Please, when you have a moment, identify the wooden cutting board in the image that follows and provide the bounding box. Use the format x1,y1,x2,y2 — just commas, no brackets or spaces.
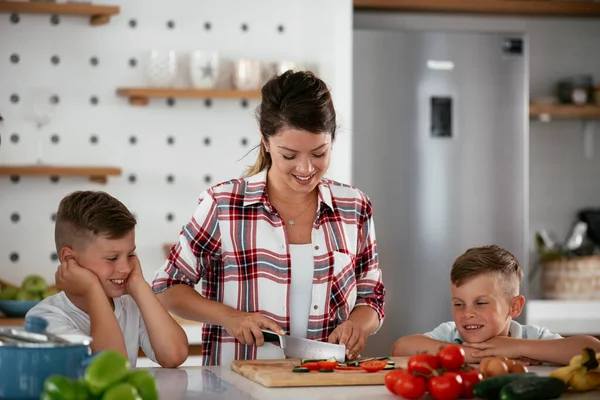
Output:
231,357,409,387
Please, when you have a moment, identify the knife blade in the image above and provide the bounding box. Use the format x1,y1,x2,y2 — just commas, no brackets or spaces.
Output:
261,329,346,362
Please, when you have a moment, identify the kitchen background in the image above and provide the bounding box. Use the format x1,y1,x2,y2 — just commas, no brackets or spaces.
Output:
1,0,600,366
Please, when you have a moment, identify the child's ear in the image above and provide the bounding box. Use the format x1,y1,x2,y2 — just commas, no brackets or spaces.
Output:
510,295,525,318
59,247,76,263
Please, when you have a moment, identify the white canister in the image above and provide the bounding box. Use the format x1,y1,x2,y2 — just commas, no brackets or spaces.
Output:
189,51,220,89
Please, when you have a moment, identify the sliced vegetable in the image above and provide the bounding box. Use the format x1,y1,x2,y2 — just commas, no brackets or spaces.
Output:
318,361,338,370
292,367,310,373
319,369,335,373
301,358,326,364
360,360,388,373
301,362,321,371
335,366,363,371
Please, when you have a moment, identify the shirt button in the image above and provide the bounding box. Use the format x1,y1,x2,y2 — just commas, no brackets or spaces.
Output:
313,305,319,310
314,245,319,250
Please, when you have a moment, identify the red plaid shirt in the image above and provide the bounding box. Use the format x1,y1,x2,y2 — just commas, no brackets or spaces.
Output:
152,170,385,365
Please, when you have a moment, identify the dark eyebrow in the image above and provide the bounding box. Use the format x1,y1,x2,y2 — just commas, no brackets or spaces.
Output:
277,143,328,153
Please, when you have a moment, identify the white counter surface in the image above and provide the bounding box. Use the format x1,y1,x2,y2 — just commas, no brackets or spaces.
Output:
527,300,600,336
145,364,600,399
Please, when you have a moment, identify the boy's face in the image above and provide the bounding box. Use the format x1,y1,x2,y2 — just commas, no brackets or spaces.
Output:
451,273,524,343
74,230,137,298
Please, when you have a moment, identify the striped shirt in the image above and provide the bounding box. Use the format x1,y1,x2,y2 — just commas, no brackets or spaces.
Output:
152,169,386,366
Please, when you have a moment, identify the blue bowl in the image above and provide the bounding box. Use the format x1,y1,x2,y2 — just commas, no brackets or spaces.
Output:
0,299,40,317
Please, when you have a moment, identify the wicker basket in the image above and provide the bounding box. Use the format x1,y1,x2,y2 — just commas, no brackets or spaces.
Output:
541,255,600,300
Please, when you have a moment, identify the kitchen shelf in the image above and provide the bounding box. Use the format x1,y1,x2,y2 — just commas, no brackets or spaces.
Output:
0,165,122,184
353,0,600,17
0,2,120,25
116,88,262,106
529,103,600,120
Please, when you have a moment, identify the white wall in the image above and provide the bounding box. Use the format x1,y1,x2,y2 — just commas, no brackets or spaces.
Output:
0,0,353,288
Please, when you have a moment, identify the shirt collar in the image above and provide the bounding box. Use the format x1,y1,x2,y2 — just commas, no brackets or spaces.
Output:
242,169,335,212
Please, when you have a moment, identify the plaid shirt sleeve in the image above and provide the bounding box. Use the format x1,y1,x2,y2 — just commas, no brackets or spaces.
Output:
353,194,386,332
152,189,221,292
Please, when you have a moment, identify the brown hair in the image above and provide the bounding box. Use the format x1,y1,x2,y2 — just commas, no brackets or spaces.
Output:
245,70,337,176
451,245,523,294
55,191,136,255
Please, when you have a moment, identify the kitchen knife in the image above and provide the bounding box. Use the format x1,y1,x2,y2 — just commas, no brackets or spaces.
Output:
261,329,346,362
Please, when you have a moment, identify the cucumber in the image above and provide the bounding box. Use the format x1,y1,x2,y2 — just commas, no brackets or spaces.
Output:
383,364,395,370
301,359,325,364
346,361,360,367
472,373,537,400
499,377,565,400
319,369,334,373
292,367,310,373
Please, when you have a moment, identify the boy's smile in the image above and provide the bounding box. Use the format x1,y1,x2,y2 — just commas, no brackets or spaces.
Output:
75,230,137,299
451,273,523,343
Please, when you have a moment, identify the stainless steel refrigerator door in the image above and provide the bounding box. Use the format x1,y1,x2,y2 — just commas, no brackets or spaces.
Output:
352,29,527,357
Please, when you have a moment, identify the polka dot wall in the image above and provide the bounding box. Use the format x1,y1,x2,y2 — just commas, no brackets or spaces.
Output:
0,0,352,285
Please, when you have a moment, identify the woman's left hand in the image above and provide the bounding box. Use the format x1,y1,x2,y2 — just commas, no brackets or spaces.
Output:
328,320,367,360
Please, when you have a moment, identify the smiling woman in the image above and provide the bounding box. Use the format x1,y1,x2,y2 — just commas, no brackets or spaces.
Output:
153,70,387,366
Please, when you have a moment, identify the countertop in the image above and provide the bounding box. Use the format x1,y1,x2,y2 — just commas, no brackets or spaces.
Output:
145,364,600,400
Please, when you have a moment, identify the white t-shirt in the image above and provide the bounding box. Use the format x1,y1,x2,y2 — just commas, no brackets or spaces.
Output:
25,292,155,367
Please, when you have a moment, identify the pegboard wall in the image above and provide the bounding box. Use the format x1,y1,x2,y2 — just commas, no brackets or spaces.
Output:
0,0,353,286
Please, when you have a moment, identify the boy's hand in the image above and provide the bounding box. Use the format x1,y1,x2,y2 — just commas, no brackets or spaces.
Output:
125,256,147,297
328,320,367,360
55,257,101,298
463,336,524,359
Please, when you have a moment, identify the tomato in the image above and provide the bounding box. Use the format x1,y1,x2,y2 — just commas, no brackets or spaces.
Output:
457,368,483,399
427,371,463,400
408,353,440,375
384,369,406,394
301,362,321,371
394,372,427,400
436,344,465,371
317,361,338,370
360,360,388,373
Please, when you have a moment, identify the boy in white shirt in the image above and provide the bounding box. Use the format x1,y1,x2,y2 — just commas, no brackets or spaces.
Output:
26,190,188,367
392,245,600,365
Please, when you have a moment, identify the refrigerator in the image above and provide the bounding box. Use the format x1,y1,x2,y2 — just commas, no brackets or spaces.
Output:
352,29,528,357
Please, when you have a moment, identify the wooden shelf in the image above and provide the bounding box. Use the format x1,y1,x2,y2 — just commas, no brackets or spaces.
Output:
0,2,119,25
354,0,600,17
529,103,600,119
0,165,122,184
116,88,262,106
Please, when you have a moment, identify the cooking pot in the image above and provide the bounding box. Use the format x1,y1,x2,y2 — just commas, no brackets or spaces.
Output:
0,316,92,399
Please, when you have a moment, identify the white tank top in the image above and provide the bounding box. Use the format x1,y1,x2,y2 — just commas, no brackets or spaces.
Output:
289,244,314,338
257,244,314,359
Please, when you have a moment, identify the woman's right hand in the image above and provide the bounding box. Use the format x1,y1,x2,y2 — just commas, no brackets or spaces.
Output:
223,311,284,346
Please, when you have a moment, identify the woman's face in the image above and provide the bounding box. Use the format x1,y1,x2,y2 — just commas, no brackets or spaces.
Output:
264,127,332,195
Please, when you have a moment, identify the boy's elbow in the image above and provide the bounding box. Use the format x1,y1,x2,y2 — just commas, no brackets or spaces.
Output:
157,342,189,368
391,338,406,357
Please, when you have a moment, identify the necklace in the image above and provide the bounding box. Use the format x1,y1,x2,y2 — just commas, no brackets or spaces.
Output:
271,195,317,227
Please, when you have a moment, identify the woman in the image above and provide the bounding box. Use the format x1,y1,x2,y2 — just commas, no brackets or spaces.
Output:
153,70,386,366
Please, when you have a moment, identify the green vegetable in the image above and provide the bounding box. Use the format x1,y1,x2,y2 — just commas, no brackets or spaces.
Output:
101,383,141,400
41,375,88,400
472,372,537,400
84,350,131,395
499,376,565,400
319,369,335,373
127,370,158,400
292,367,310,373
